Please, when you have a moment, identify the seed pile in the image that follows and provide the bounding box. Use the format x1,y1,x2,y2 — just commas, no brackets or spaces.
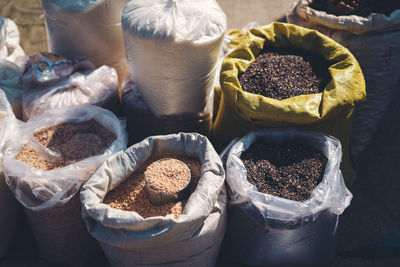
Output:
239,48,330,100
311,0,400,17
16,119,116,170
104,153,201,219
145,158,190,194
241,142,328,202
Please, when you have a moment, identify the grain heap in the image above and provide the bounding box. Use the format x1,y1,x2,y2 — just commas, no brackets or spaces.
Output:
104,153,201,219
241,142,327,202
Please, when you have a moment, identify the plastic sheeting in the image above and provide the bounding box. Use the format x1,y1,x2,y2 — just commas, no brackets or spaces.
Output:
212,22,366,185
220,128,352,266
4,105,128,211
0,16,25,66
0,89,22,257
122,79,213,145
42,0,130,84
0,60,23,119
21,53,119,120
81,133,227,267
287,0,400,161
122,0,226,116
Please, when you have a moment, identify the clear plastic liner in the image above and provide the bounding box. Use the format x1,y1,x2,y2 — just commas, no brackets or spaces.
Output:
4,105,128,211
0,60,23,119
122,0,226,116
21,53,119,120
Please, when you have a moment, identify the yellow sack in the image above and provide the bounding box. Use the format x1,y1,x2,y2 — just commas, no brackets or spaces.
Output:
213,22,366,185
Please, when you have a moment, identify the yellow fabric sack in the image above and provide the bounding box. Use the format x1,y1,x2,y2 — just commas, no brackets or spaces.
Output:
213,22,366,185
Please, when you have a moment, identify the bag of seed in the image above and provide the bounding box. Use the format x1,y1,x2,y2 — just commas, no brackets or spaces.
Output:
0,16,25,66
42,0,130,86
81,133,227,267
21,52,119,121
0,89,22,257
0,60,23,119
286,0,400,161
220,128,352,266
3,105,127,266
213,22,366,184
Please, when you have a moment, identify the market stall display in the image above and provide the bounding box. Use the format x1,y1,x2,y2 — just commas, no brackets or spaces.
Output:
213,22,366,184
4,105,127,266
81,133,227,267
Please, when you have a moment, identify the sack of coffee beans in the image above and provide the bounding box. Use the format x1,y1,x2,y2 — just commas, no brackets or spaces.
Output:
0,60,23,119
287,0,400,161
4,105,127,266
220,128,352,266
0,89,22,257
81,133,227,267
42,0,130,86
122,79,213,145
213,22,366,184
122,0,226,117
21,53,119,120
0,16,25,66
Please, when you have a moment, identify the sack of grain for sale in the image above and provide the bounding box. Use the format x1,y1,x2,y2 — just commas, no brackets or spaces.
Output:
0,16,25,66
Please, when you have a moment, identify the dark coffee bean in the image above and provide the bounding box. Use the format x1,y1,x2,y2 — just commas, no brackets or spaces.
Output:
239,48,330,100
241,142,328,202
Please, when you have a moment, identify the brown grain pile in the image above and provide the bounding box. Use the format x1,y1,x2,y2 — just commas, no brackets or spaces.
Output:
239,48,330,100
241,142,328,202
145,158,191,194
16,119,116,170
104,153,202,219
311,0,400,17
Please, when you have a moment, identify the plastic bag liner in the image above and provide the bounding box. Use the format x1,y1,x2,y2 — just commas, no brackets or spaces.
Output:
220,128,352,266
80,133,227,267
212,22,366,185
122,0,226,117
286,0,400,161
3,105,127,266
0,60,23,119
0,17,25,66
0,89,22,257
122,79,213,145
22,54,119,120
42,0,130,86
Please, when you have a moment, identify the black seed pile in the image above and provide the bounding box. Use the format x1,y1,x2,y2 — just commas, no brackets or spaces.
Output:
239,48,330,100
311,0,400,17
241,142,328,202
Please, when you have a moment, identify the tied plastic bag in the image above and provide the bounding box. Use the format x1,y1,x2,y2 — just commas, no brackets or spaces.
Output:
81,133,227,267
122,79,213,145
122,0,226,116
42,0,130,85
212,22,366,185
286,0,400,160
221,128,352,266
21,52,119,120
0,17,25,66
0,89,22,257
0,60,23,119
4,105,128,211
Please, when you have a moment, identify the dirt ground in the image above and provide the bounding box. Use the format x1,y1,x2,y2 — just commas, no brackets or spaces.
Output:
1,0,400,266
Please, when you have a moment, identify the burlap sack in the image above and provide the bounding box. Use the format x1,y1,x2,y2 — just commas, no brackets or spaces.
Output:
81,133,227,267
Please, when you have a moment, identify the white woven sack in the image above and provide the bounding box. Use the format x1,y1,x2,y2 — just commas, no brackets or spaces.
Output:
0,17,25,66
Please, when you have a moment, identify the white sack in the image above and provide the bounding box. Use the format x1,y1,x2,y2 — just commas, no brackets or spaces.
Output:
81,133,227,267
122,0,226,116
42,0,129,82
286,0,400,160
0,89,21,257
0,60,23,119
4,105,128,211
0,17,25,66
